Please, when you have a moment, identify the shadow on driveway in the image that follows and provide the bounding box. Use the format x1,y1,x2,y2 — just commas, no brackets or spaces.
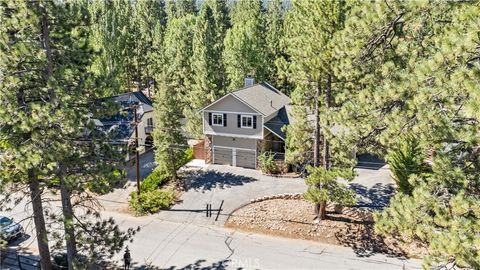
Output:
184,170,257,191
349,183,395,209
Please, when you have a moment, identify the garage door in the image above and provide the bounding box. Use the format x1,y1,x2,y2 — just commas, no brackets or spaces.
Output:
235,149,256,169
213,147,232,165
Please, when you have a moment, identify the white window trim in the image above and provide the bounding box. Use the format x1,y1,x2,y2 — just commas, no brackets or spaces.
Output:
212,113,224,127
241,115,253,129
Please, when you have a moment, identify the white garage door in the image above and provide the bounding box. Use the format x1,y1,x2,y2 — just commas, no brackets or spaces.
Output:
213,147,232,166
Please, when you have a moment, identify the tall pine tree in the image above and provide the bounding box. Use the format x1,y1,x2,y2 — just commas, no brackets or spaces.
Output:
334,1,480,267
153,13,195,182
223,0,267,89
282,0,355,219
185,0,229,138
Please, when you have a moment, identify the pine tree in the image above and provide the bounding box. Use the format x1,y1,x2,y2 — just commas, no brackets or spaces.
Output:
175,0,196,17
264,0,285,88
0,1,57,267
1,1,137,268
333,1,480,267
282,0,353,219
153,13,195,182
133,0,167,94
185,0,229,138
223,0,267,89
387,135,427,195
153,78,187,182
89,0,135,94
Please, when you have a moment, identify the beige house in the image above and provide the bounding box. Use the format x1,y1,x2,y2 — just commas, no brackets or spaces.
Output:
201,79,291,169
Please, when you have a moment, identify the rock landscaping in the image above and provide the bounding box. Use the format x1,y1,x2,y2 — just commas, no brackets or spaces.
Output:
226,198,426,258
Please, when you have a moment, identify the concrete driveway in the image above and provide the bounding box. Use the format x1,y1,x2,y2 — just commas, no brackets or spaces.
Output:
157,163,307,225
156,156,396,225
351,154,396,209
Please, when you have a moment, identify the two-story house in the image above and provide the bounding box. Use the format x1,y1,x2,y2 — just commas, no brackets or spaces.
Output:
201,78,291,169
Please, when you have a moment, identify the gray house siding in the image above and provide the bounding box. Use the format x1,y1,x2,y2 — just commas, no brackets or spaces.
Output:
212,136,256,150
203,111,263,138
206,95,257,113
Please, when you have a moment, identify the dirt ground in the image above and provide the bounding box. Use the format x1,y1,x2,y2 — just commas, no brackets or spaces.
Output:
225,198,427,258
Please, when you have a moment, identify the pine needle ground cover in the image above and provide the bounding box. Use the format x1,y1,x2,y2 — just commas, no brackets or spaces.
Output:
226,199,426,258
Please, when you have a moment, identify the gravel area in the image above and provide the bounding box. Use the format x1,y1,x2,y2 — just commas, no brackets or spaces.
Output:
226,198,426,258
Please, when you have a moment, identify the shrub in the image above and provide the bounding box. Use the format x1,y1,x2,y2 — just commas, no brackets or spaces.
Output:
141,169,169,192
129,189,174,214
175,147,194,170
258,152,279,174
387,136,427,195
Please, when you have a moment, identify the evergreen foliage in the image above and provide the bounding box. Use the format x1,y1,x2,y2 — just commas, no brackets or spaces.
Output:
333,1,480,267
89,0,135,94
304,165,356,218
223,0,267,89
387,136,427,194
0,1,136,268
264,0,285,88
185,0,229,138
132,0,167,94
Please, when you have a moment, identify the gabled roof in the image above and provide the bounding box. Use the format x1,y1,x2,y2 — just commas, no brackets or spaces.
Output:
201,82,291,116
231,82,291,116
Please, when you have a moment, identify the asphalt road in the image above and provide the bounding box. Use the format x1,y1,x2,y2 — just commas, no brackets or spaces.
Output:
107,210,421,270
2,195,422,270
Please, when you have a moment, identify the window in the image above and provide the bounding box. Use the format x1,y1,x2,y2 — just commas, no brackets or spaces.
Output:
241,115,253,128
147,118,153,127
212,113,224,126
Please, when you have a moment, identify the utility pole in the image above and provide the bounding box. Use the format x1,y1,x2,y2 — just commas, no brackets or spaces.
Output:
133,104,141,197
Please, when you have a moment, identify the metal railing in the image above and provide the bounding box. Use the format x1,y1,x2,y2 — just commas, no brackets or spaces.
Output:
144,125,154,134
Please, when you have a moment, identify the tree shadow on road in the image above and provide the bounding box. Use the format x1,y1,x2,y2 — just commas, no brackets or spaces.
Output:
132,259,242,270
182,171,257,191
349,183,395,209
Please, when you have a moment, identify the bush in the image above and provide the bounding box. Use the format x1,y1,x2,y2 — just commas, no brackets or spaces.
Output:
387,136,427,194
129,189,174,214
141,169,169,192
175,147,194,170
258,152,279,174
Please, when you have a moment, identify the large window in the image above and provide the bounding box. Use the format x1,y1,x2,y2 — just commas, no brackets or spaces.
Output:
241,115,253,128
212,113,224,126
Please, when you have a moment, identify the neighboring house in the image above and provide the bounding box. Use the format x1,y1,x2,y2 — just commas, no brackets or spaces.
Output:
201,78,291,169
94,92,155,159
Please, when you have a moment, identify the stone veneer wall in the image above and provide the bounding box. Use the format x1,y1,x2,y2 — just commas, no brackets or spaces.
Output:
204,135,213,164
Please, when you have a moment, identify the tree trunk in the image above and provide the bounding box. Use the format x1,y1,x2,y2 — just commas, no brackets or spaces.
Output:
313,80,322,217
323,75,332,170
318,75,333,221
319,201,327,220
313,80,321,167
28,170,53,270
60,174,77,269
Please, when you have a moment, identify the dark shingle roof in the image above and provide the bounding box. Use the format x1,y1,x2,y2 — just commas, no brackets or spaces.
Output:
95,92,153,142
264,107,290,140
